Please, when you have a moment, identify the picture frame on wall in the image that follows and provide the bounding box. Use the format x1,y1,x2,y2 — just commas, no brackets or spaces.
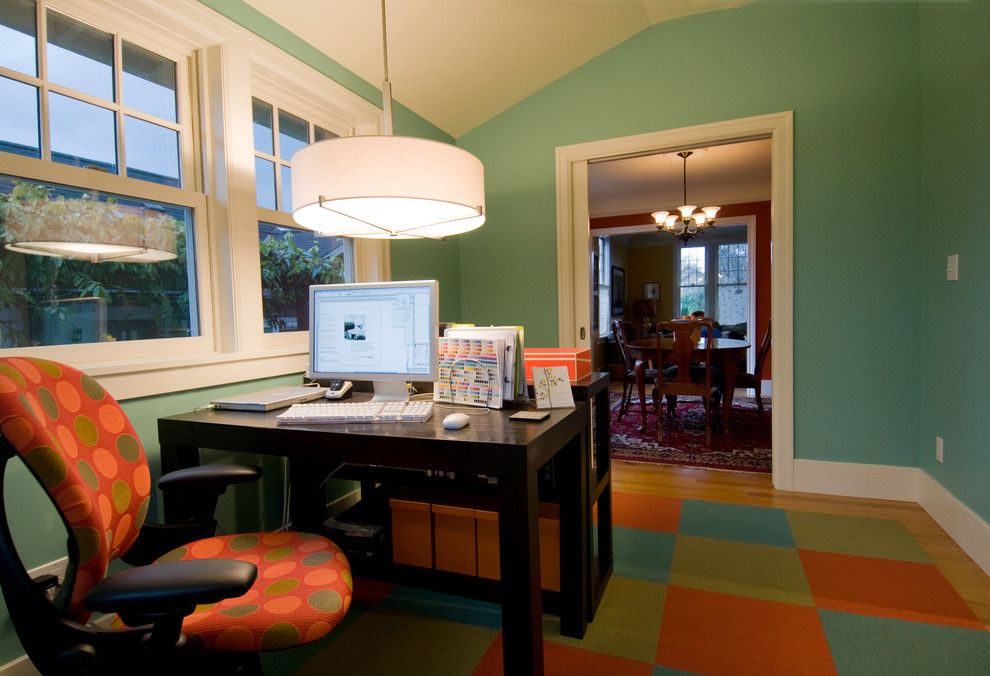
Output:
643,282,660,300
611,265,625,316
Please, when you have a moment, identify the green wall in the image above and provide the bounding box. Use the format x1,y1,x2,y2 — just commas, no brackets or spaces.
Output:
918,0,990,518
457,1,924,469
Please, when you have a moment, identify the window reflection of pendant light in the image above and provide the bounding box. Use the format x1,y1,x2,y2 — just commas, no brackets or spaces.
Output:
651,151,719,245
291,0,485,240
2,190,178,263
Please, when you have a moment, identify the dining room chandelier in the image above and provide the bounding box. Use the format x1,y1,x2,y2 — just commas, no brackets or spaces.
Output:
651,151,719,244
291,0,485,240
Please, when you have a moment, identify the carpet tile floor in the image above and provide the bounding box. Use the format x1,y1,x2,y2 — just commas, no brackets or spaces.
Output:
263,491,990,675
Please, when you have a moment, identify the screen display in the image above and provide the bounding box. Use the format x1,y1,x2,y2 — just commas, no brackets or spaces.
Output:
308,280,438,382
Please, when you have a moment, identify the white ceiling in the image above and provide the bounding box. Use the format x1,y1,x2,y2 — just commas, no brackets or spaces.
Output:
242,0,750,138
588,138,772,219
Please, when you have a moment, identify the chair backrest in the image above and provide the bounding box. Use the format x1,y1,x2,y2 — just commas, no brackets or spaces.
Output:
753,319,772,377
656,319,714,393
0,357,150,623
611,319,634,369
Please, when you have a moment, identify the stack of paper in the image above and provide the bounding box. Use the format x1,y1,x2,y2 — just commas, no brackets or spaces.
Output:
434,337,504,408
443,325,526,401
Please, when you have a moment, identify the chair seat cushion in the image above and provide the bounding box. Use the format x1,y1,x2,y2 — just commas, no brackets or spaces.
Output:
111,532,351,652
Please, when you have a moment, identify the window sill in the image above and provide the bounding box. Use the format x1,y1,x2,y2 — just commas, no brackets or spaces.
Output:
84,347,309,401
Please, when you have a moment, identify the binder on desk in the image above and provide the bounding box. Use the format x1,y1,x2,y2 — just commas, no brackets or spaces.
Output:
434,337,505,408
443,325,525,401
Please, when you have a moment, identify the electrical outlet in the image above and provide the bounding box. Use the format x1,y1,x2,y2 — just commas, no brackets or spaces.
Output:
936,436,944,463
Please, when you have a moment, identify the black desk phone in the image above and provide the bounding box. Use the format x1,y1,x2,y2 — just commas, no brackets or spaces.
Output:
325,379,353,400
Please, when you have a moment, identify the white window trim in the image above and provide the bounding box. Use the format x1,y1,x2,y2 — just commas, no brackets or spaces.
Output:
0,0,390,399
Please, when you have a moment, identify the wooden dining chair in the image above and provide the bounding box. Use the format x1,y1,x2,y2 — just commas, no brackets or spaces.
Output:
655,319,722,445
611,319,656,420
735,319,771,413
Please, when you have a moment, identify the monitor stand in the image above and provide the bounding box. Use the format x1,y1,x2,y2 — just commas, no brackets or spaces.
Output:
370,380,409,402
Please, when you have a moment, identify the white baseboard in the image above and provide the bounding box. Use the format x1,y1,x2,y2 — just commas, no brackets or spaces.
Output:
0,656,39,676
917,471,990,576
793,459,919,502
793,459,990,576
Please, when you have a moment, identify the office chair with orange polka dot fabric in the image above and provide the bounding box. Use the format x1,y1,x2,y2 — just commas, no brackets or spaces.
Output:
0,357,352,675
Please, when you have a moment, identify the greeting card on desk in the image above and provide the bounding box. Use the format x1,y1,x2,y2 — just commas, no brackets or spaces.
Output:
434,337,504,408
532,366,575,410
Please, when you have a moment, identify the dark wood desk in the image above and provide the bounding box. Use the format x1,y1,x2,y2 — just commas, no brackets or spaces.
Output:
627,337,749,434
158,398,595,675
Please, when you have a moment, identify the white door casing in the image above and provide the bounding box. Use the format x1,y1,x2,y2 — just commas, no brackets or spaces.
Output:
554,111,794,489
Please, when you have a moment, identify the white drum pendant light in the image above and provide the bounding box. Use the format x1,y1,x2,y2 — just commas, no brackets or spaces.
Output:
292,1,485,239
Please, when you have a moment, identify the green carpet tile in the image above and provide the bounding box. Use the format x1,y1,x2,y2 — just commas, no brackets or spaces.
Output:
260,492,990,675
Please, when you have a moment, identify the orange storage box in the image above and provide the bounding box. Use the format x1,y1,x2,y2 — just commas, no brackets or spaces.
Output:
433,504,477,575
475,503,560,592
524,347,592,383
389,498,432,568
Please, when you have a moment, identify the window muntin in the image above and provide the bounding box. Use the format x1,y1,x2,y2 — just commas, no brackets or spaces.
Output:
677,241,749,325
253,95,352,335
678,246,706,316
717,243,748,325
0,0,383,392
1,4,184,189
0,174,198,348
0,1,200,354
593,237,611,337
252,96,340,214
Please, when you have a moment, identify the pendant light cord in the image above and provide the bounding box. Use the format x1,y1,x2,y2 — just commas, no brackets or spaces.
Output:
380,0,393,135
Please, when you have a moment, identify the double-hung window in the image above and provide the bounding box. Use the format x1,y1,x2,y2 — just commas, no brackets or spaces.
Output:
251,95,354,334
676,241,749,326
0,0,384,397
0,0,209,364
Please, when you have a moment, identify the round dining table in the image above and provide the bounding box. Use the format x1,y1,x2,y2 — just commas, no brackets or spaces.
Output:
627,337,750,434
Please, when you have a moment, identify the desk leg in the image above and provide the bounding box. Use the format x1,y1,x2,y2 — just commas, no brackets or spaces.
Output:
558,430,588,638
497,458,543,675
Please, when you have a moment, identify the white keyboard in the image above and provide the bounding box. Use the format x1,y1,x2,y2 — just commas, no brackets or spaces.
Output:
275,400,434,424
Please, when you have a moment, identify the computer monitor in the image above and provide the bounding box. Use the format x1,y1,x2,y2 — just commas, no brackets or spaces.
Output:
308,280,439,401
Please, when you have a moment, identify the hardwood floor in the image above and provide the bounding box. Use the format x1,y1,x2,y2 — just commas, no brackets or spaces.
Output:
611,460,990,628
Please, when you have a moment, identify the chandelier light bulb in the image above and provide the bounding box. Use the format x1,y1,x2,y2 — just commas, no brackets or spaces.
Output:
678,205,697,219
702,206,720,221
651,210,669,224
665,214,678,230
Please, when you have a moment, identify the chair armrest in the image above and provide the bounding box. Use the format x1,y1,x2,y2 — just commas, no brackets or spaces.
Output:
158,464,262,492
159,464,262,526
86,559,256,618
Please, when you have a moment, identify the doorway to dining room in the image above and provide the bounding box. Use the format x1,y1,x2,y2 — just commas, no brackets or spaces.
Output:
555,114,788,480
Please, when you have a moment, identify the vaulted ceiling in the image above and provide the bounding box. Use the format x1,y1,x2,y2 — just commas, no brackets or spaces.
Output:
243,0,750,138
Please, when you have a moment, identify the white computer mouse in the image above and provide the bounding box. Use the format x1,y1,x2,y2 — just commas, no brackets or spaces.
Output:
442,413,470,430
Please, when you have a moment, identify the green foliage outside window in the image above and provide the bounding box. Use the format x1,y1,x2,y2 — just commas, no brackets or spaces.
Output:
259,230,344,332
0,179,193,348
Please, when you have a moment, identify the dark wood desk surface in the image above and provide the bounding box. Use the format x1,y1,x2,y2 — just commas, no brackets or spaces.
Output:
158,400,590,676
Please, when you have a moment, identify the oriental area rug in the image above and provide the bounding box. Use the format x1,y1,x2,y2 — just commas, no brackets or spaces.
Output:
609,391,772,473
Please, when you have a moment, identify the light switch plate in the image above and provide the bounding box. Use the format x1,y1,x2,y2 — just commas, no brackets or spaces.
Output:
947,254,959,281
